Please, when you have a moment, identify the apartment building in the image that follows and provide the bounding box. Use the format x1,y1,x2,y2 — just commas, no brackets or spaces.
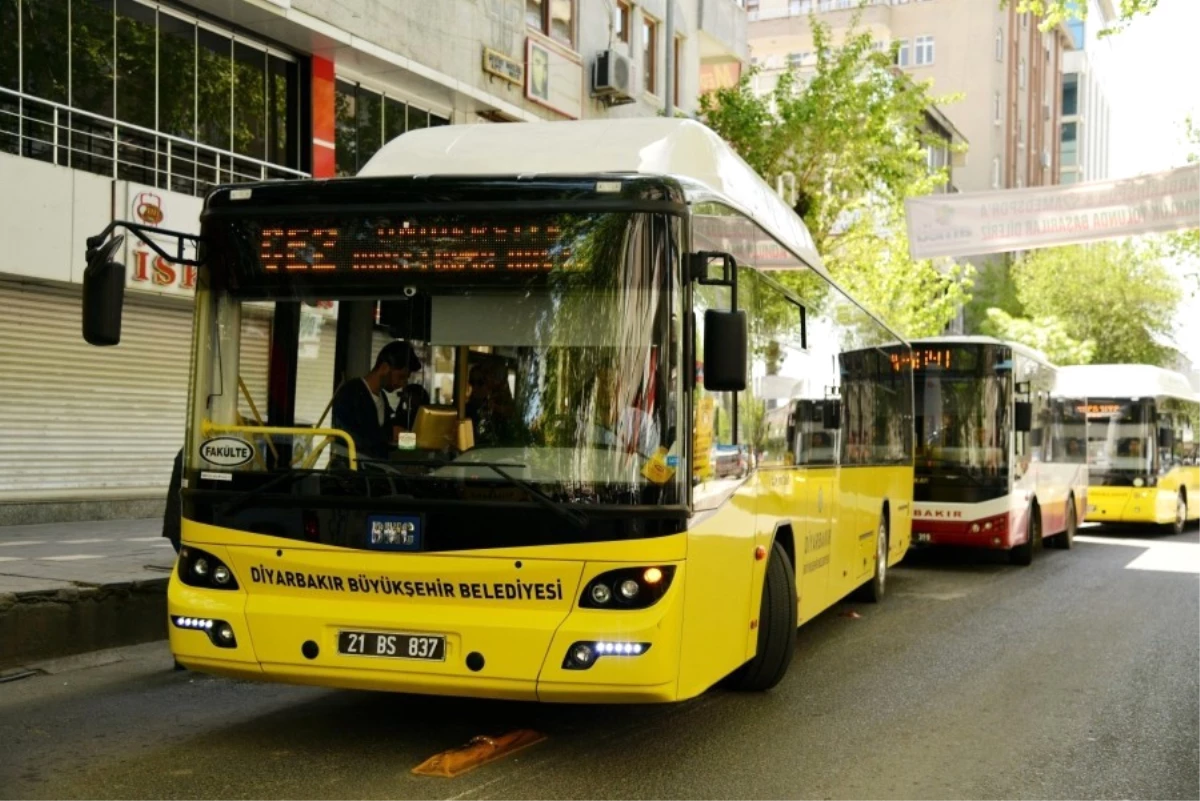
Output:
0,0,747,523
747,0,1076,193
1060,0,1115,184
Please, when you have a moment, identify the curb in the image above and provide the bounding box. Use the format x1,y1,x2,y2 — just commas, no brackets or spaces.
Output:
0,578,169,671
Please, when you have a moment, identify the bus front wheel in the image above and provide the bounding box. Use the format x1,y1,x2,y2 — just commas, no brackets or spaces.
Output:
1009,506,1040,566
727,541,797,692
1169,492,1187,537
855,514,889,603
1047,497,1076,550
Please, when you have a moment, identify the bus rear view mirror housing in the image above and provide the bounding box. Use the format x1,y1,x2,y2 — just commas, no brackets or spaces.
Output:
822,400,842,430
703,309,747,392
1158,428,1174,449
1014,401,1033,433
689,251,747,392
82,235,127,346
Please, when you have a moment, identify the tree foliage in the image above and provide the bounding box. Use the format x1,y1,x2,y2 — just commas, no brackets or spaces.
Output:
1007,241,1182,365
980,309,1096,365
698,16,971,339
1006,0,1158,36
1166,116,1200,269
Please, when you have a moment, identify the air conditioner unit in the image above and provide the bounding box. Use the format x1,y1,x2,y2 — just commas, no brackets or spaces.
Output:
593,50,635,104
1040,150,1052,168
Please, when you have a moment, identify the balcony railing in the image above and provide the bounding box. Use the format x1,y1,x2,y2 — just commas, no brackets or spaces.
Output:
0,86,307,197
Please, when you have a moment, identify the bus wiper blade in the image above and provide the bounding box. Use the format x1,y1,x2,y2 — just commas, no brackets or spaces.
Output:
220,468,334,515
355,456,588,529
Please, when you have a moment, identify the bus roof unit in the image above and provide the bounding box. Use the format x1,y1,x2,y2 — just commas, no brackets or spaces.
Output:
359,118,826,277
1053,364,1199,401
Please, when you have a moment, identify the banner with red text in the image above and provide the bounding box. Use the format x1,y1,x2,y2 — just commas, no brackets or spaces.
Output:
905,163,1200,260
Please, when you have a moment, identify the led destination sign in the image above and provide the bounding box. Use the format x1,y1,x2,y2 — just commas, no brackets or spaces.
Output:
257,222,571,274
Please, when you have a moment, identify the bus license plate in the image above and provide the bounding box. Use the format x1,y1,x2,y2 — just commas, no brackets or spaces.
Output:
916,533,931,543
338,631,445,661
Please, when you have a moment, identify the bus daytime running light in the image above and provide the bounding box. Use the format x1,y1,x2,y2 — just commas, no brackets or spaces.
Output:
563,641,650,670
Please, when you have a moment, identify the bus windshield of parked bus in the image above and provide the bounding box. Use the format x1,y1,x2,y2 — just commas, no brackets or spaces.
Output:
1082,398,1156,485
185,210,684,523
902,343,1011,500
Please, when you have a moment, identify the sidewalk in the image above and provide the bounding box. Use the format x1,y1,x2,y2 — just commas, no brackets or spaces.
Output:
0,518,174,670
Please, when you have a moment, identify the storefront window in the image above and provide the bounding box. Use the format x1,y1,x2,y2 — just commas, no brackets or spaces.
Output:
335,79,448,176
4,0,300,192
233,41,268,169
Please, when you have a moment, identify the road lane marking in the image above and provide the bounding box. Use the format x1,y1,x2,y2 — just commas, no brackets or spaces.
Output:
0,556,25,562
0,540,46,547
37,554,105,561
125,536,162,542
1075,535,1200,574
61,538,111,544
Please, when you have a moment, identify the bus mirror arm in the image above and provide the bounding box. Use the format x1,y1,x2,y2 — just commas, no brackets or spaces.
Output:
688,251,747,392
86,220,204,268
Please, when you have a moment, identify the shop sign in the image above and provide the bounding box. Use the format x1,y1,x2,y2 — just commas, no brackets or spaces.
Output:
120,183,203,297
483,47,524,86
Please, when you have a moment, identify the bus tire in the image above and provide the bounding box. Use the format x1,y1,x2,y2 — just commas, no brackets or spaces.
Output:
1048,497,1076,550
1169,491,1187,537
728,541,796,692
856,513,889,603
1009,505,1039,566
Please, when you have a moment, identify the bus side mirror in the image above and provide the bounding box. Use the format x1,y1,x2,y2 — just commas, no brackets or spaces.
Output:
1158,428,1174,449
1014,401,1033,433
822,399,842,430
703,309,747,392
1030,428,1044,449
82,235,126,346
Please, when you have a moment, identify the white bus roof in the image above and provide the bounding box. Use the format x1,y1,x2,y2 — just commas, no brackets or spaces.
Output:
359,118,827,277
1053,364,1200,402
909,335,1053,367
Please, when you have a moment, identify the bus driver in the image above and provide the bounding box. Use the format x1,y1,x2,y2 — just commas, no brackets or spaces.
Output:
332,341,421,462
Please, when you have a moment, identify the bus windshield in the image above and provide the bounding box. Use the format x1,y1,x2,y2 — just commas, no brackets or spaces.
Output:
908,344,1012,499
1082,398,1155,484
185,210,684,521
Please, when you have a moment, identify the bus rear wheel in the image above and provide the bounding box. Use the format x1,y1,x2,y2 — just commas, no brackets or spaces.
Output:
728,541,796,692
1009,506,1040,566
1048,497,1076,550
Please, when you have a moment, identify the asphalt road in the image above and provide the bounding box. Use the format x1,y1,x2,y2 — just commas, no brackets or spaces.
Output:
2,523,1197,800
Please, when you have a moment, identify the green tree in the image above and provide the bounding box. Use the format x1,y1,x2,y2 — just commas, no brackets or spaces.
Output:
1008,241,1182,365
979,309,1096,365
699,16,972,339
1006,0,1158,35
963,255,1024,333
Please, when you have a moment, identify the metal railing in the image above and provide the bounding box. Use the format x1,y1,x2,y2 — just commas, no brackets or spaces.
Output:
0,86,308,197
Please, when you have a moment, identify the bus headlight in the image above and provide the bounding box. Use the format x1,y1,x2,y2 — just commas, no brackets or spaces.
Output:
178,547,239,591
562,641,650,669
579,566,676,609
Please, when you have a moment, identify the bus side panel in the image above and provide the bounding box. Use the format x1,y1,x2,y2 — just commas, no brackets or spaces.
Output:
677,482,758,700
829,465,913,606
1161,465,1200,521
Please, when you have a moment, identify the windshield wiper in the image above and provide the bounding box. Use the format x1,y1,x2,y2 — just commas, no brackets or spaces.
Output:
355,456,588,529
218,466,360,516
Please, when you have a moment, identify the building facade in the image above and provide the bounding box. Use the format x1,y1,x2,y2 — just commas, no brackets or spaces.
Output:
747,0,1075,193
0,0,746,522
1059,0,1114,184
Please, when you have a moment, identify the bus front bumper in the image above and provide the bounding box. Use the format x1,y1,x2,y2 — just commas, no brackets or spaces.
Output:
168,568,686,704
910,512,1016,549
1085,487,1170,525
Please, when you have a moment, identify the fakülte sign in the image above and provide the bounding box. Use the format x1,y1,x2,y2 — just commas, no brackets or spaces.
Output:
199,437,255,467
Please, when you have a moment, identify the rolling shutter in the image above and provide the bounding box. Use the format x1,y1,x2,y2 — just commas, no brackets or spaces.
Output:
0,282,193,501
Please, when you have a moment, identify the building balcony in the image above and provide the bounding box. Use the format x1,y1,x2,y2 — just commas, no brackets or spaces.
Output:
699,0,750,62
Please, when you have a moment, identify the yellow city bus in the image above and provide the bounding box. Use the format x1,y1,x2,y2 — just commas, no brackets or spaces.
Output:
80,119,913,703
1054,364,1200,535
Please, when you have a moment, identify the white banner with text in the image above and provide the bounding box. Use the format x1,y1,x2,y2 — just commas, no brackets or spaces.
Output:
905,163,1200,260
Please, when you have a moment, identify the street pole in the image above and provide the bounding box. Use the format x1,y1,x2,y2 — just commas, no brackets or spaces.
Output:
664,0,674,117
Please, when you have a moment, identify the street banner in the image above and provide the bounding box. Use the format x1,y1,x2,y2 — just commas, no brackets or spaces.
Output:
905,163,1200,260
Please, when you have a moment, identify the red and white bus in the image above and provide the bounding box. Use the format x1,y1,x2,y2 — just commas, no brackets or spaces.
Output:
890,337,1088,565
